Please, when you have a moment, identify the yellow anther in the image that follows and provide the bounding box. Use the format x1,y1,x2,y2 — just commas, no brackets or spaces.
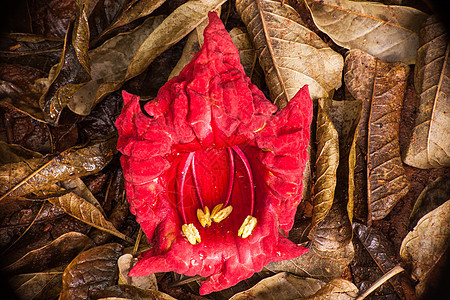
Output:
211,204,233,223
182,223,201,245
238,215,257,239
197,206,211,227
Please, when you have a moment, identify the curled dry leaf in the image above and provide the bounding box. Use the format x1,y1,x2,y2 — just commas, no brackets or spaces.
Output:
304,279,358,300
230,272,325,300
400,200,450,296
0,137,116,199
97,0,166,41
9,266,65,300
404,15,450,169
409,176,450,229
60,243,124,300
38,3,91,124
117,253,157,291
2,232,94,274
344,49,410,222
305,0,428,64
235,0,343,107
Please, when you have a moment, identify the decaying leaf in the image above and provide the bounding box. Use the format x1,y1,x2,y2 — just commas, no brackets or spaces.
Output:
305,0,428,64
0,137,116,199
60,178,106,216
9,267,64,300
409,176,450,229
0,141,43,165
117,253,157,291
60,243,124,300
404,15,450,169
230,272,325,299
304,279,358,300
400,200,450,296
344,49,410,222
236,0,343,107
2,232,93,274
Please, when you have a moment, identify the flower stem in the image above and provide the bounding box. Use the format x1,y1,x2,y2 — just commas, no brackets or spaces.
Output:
231,146,254,216
224,147,235,207
180,152,195,224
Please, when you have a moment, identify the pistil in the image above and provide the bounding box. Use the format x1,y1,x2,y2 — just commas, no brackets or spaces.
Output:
232,146,257,238
192,153,212,227
180,152,201,244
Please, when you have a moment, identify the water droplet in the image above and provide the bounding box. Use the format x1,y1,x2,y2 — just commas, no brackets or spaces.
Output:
276,251,282,256
199,251,206,260
190,258,198,266
204,264,211,271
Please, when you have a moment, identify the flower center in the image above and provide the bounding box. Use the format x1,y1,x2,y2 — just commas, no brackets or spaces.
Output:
179,146,257,245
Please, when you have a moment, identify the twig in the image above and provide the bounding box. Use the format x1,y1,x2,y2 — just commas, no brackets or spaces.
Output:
356,265,405,300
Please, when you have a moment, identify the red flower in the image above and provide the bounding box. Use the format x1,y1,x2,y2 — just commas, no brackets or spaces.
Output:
115,12,312,294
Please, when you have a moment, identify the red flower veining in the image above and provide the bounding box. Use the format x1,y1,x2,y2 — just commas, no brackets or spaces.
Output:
115,12,312,294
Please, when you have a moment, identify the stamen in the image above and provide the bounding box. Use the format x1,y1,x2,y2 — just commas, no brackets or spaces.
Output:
182,223,201,245
197,206,211,227
238,215,257,238
210,204,233,223
224,147,234,207
231,146,255,216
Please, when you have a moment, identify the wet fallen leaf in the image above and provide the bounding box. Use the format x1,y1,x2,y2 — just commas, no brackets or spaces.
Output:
60,243,124,300
409,175,450,229
344,49,410,222
404,15,450,169
400,200,450,296
353,222,409,299
60,178,106,216
2,232,93,274
305,0,428,64
29,0,76,38
9,266,65,300
92,284,176,300
117,253,157,290
230,272,325,299
236,0,343,107
304,279,358,300
0,137,117,199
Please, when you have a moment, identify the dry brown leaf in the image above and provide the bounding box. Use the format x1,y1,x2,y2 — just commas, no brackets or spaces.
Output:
404,15,450,169
0,141,43,165
92,285,176,300
117,253,157,291
344,49,410,222
0,137,116,200
400,200,450,297
305,0,428,64
304,279,358,300
235,0,343,107
60,243,124,300
230,272,325,299
2,232,94,274
45,186,133,243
